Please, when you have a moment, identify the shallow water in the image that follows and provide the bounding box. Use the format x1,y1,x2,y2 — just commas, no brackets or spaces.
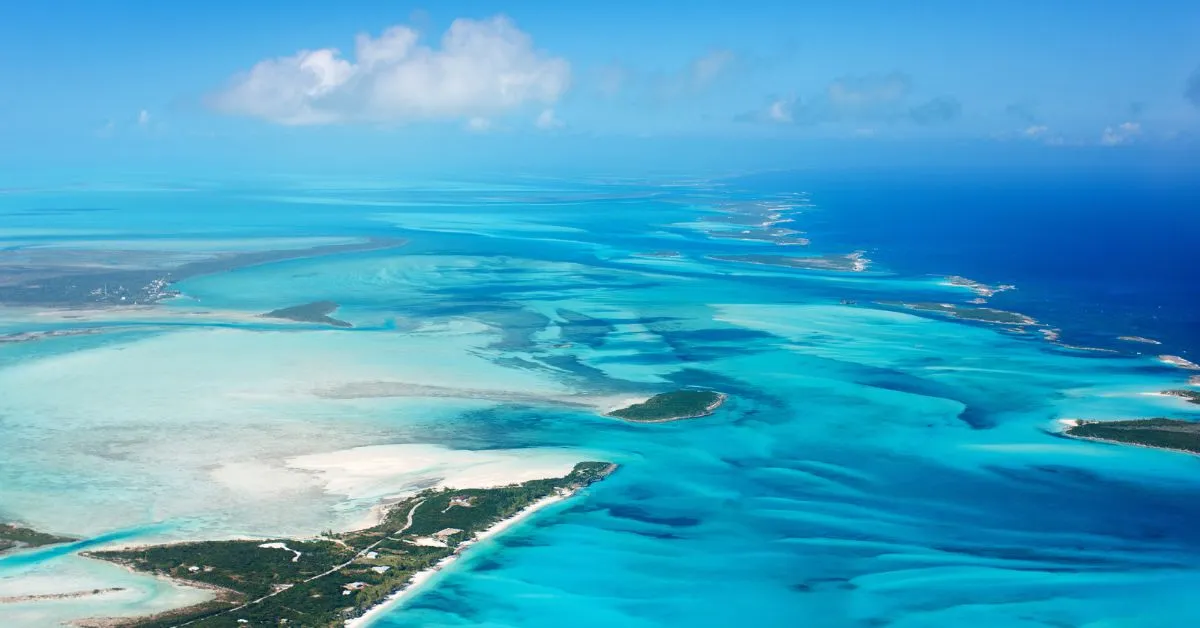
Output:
0,172,1197,627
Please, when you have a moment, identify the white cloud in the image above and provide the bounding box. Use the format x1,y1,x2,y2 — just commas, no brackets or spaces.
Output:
1100,121,1140,145
1023,125,1048,137
766,99,793,123
535,108,564,129
210,16,570,126
137,109,151,126
465,117,492,132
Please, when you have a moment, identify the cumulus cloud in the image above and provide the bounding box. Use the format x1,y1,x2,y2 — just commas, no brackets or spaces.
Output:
1186,66,1200,109
209,16,570,125
765,99,793,123
1100,121,1140,145
535,108,564,129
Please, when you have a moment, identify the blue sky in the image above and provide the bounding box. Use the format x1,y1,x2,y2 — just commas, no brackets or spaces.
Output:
2,0,1199,173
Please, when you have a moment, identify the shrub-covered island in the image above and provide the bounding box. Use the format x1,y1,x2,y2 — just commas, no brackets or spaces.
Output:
607,390,726,423
1163,389,1200,405
83,462,615,628
877,300,1037,326
1064,419,1200,454
261,300,353,328
0,523,75,555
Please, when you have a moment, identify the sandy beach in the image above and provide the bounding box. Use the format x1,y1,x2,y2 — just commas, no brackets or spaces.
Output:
344,490,574,628
1159,355,1200,370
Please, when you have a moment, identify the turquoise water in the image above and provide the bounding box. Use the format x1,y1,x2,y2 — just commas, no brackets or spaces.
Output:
1,173,1198,626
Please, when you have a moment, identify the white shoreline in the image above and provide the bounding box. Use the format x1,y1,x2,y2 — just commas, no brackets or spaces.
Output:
344,491,573,628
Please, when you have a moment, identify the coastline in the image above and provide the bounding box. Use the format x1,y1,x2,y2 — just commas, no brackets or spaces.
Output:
344,490,575,628
71,463,612,628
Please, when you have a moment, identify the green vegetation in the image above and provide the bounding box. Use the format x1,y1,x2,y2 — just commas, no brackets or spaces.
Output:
86,462,615,628
607,390,725,422
878,301,1036,325
261,300,352,327
710,253,864,272
1066,418,1200,454
0,523,75,554
1164,389,1200,404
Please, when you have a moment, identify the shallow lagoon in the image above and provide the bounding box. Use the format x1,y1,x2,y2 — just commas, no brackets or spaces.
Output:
0,174,1198,627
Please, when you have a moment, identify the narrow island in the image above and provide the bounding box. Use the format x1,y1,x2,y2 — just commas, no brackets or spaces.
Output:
1159,355,1200,370
710,252,868,272
1118,335,1161,345
261,301,352,328
706,231,811,246
0,523,75,555
944,276,1015,298
1061,418,1200,455
877,301,1036,326
606,390,726,423
0,238,406,308
81,462,615,628
1163,389,1200,405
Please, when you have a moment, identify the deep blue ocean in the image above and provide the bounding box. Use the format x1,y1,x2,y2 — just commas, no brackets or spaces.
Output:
751,170,1200,356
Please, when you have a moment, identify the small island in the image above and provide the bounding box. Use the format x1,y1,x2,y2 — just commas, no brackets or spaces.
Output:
1061,418,1200,455
706,230,811,246
1164,389,1200,405
606,390,726,423
945,276,1015,298
710,252,868,272
1160,355,1200,370
878,301,1036,326
1118,335,1161,345
0,523,75,555
82,462,614,628
261,301,352,328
